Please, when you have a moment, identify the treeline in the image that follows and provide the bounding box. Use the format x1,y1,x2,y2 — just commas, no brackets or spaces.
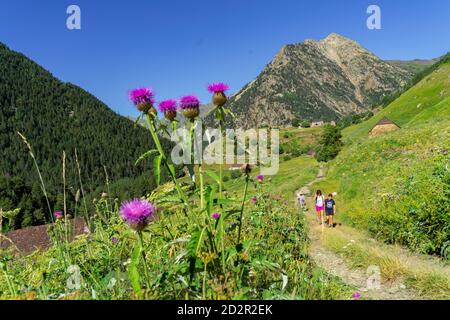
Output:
0,42,171,230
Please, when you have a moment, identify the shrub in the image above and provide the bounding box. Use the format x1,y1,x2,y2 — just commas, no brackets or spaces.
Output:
314,125,343,162
230,170,242,180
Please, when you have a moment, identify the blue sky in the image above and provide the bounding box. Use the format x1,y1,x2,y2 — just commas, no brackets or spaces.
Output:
0,0,449,118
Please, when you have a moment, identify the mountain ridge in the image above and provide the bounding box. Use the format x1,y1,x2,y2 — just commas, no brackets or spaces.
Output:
0,42,162,229
216,33,413,129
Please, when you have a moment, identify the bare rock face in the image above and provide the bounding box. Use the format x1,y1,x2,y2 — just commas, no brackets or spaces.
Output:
220,33,412,129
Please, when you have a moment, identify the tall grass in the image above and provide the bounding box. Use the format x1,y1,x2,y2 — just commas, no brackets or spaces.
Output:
0,116,351,300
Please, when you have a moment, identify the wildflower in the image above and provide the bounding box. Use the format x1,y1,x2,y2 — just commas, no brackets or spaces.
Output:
212,212,221,220
207,82,230,94
111,236,119,245
208,82,229,107
352,292,361,300
159,99,178,121
180,95,200,119
129,87,156,115
54,211,63,220
251,196,258,204
256,175,264,182
120,199,156,231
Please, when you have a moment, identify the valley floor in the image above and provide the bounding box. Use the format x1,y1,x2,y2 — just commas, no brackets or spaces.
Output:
297,167,450,300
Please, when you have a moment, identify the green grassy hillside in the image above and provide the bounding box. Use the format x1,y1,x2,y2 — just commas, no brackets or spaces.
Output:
344,60,450,143
316,60,450,258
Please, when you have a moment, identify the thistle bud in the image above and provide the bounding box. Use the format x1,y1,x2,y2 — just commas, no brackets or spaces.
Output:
180,96,201,120
208,83,230,107
240,164,252,175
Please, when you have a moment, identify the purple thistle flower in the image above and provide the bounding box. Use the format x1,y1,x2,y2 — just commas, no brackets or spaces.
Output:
256,175,264,182
207,82,230,94
352,292,361,299
129,87,155,106
54,211,63,219
251,196,258,204
179,95,200,110
212,212,221,220
111,236,119,245
120,199,156,231
158,99,178,113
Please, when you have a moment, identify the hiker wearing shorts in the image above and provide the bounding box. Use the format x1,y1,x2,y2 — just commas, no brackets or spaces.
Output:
325,193,336,228
297,193,306,211
315,190,325,225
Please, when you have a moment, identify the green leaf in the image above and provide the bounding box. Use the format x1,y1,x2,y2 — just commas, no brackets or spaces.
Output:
134,114,142,128
216,198,237,205
135,150,159,166
187,227,205,258
156,196,183,204
167,163,176,176
128,244,143,299
205,186,215,215
215,109,224,121
154,155,163,186
205,170,220,186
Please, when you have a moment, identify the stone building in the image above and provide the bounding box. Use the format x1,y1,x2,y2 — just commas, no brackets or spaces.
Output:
369,117,400,137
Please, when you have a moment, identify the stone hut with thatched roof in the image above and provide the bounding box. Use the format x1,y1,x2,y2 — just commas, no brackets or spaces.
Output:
369,117,400,138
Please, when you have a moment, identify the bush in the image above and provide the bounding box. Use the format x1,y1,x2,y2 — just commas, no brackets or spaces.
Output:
222,175,230,183
230,170,242,180
300,120,311,128
314,125,343,163
291,119,301,127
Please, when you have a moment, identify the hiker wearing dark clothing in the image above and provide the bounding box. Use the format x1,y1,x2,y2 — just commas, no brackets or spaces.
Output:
325,194,336,228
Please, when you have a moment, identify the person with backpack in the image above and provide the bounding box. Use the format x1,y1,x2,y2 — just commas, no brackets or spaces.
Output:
315,190,325,225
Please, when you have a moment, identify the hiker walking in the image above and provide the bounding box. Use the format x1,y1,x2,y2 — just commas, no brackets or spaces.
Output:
297,193,306,211
325,193,336,228
315,190,325,225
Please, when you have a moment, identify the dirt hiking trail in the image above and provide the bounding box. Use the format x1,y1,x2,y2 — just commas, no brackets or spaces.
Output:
296,166,449,300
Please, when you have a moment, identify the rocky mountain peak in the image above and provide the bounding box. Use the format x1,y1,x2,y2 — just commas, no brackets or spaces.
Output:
217,34,413,129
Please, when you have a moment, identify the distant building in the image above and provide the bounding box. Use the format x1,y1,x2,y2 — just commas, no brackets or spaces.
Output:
369,117,400,137
311,121,325,127
229,164,243,171
0,218,88,254
307,149,316,157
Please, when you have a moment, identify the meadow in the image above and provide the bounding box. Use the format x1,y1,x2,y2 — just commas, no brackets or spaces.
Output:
315,61,450,259
1,59,449,300
0,86,353,300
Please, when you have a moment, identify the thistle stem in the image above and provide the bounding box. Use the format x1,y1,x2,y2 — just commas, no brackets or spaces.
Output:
144,114,191,213
218,116,224,198
137,231,151,289
237,175,250,245
199,165,205,210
